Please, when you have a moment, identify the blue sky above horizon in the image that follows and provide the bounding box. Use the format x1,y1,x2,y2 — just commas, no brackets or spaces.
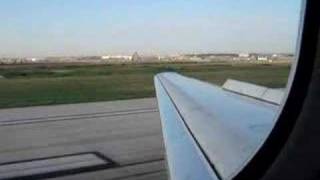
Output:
0,0,302,57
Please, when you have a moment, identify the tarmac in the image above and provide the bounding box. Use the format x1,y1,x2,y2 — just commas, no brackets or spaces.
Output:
0,98,166,180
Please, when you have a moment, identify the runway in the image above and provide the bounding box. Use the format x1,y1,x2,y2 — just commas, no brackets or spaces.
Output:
0,98,166,180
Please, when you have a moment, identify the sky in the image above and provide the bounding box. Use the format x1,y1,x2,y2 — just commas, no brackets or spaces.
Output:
0,0,302,57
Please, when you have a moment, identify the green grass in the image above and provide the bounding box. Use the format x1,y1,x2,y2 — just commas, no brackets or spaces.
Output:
0,63,291,109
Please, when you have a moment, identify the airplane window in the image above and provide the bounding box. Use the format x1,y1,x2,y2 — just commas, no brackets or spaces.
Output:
0,0,302,179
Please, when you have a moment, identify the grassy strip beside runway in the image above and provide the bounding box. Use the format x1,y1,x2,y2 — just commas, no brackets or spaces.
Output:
0,63,290,108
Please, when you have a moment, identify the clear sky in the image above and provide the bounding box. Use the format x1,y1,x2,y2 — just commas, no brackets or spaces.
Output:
0,0,302,57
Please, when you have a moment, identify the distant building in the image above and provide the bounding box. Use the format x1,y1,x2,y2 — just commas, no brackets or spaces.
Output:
257,56,268,61
238,53,250,58
27,58,38,62
101,55,132,60
132,52,141,62
207,53,237,61
236,53,254,61
101,56,109,60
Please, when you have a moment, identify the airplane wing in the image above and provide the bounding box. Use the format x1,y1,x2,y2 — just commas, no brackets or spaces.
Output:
154,72,283,180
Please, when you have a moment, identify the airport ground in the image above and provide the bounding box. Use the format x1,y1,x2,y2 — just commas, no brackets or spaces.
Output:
0,62,290,109
0,62,290,179
0,98,166,179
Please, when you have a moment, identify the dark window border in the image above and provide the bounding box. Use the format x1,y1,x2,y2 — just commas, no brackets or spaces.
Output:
234,0,320,179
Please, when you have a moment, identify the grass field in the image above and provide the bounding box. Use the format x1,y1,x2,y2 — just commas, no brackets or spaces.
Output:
0,63,291,109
